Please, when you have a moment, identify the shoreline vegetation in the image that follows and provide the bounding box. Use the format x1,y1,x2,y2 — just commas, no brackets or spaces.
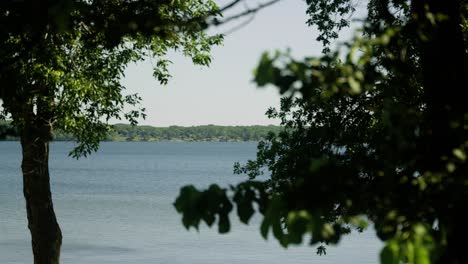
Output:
0,121,281,142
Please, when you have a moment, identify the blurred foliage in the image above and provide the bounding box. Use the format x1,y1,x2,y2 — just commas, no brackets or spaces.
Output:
176,1,468,264
0,120,17,139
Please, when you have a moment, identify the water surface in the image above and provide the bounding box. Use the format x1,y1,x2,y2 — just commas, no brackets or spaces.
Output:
0,142,381,263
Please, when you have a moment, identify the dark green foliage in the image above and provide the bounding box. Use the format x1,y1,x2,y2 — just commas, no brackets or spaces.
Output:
305,0,356,52
174,181,268,233
176,1,468,264
0,120,17,139
175,184,233,233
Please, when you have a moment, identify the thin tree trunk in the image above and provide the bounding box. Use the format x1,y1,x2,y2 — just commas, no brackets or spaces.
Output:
20,120,62,264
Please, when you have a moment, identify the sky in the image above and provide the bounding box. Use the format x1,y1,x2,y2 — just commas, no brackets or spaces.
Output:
121,0,357,127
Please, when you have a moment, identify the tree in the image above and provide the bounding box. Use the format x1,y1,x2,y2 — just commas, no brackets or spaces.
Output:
175,1,468,264
0,1,221,263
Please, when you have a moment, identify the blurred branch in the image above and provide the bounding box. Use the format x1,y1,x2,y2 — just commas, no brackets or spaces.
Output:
221,12,256,35
220,0,245,12
215,0,282,25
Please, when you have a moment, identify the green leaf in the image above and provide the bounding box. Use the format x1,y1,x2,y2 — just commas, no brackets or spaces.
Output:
348,76,361,94
218,214,230,234
453,148,466,161
381,240,400,264
285,211,312,244
233,185,257,224
406,241,415,264
414,244,431,264
174,185,202,230
260,217,270,239
254,52,275,86
201,212,215,227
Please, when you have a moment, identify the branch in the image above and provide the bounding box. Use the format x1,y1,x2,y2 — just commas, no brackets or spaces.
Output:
220,0,245,12
222,13,257,35
212,0,283,26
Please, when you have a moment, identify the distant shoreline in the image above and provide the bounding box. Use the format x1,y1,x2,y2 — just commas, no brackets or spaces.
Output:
1,123,282,142
0,138,272,143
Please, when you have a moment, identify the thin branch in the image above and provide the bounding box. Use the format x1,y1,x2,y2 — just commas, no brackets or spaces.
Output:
220,0,245,12
222,13,257,35
214,0,282,26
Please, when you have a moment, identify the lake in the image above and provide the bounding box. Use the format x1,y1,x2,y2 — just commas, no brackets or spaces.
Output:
0,142,381,263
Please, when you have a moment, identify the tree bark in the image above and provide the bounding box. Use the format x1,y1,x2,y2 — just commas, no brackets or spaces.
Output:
20,119,62,264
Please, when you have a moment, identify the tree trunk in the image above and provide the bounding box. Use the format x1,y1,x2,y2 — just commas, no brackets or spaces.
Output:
413,0,466,168
20,120,62,264
412,0,468,263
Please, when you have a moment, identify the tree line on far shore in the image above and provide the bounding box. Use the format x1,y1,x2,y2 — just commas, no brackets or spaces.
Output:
0,121,281,142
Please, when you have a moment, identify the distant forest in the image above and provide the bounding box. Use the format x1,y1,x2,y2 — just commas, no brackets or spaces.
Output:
0,121,281,142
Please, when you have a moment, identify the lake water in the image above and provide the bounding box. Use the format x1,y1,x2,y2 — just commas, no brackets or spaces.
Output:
0,142,382,264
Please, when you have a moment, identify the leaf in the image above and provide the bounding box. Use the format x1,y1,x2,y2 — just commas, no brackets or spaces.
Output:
406,241,415,264
254,52,275,86
272,215,285,246
286,210,312,244
348,76,361,94
414,243,430,264
237,198,255,224
453,148,466,161
218,214,230,234
316,245,327,256
201,212,215,227
174,185,202,230
260,217,270,239
233,185,256,224
380,240,400,264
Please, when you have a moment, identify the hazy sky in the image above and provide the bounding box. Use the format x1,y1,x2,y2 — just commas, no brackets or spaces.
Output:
122,0,356,127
